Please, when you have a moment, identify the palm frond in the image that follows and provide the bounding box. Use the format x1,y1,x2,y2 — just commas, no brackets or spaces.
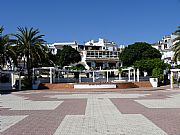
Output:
172,26,180,62
15,27,47,69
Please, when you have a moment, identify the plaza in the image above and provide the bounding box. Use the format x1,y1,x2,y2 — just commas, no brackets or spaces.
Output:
1,87,180,135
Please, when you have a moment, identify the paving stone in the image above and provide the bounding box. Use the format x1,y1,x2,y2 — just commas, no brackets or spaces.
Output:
1,89,180,135
135,93,180,108
54,96,167,135
0,94,63,110
0,116,28,132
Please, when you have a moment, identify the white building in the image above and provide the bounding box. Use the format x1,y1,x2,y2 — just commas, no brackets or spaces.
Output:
47,41,79,55
152,34,177,65
46,38,124,70
82,38,123,70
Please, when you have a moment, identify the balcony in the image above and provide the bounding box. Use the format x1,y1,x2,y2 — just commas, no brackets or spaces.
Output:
85,50,120,60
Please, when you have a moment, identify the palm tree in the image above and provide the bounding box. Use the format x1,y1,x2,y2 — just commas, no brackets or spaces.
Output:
0,26,17,69
172,26,180,62
0,26,4,34
15,27,47,86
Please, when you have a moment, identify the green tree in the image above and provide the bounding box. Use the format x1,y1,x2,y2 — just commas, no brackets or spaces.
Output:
70,64,85,70
134,58,170,75
15,27,47,86
0,26,17,68
172,26,180,62
0,26,3,34
56,45,81,68
41,51,57,67
119,42,161,67
152,68,163,83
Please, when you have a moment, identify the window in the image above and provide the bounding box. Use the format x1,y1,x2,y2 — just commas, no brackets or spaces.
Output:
158,46,161,50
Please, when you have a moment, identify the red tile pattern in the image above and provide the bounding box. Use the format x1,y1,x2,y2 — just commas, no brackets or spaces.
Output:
1,89,180,135
111,94,180,135
1,95,86,135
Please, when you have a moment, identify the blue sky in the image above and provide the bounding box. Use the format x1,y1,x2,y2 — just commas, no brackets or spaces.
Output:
1,0,180,45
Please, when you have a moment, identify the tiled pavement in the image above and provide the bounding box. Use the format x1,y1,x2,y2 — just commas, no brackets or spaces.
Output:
1,88,180,135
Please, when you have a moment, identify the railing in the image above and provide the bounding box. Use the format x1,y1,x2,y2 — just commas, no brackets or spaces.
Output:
86,50,120,59
38,76,151,84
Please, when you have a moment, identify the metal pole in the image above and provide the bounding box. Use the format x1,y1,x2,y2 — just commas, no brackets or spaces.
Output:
106,71,109,82
134,69,136,82
93,71,95,82
50,68,52,84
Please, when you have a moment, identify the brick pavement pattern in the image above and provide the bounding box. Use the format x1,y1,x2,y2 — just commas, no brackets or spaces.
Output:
0,89,180,135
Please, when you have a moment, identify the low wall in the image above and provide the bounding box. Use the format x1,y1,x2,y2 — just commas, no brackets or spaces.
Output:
114,81,152,89
40,81,152,90
115,82,138,89
39,83,74,90
74,84,116,89
133,81,152,87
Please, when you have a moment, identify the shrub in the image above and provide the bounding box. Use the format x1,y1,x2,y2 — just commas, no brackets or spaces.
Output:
152,68,163,83
70,64,85,70
21,75,32,89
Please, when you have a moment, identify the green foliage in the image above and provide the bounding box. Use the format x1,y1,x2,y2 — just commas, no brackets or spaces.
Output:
15,27,47,85
21,75,32,89
70,64,85,70
118,67,122,73
175,64,180,69
56,45,81,68
119,42,161,67
15,27,47,68
41,51,57,67
0,26,4,34
152,68,163,82
172,26,180,62
0,27,17,67
134,58,170,75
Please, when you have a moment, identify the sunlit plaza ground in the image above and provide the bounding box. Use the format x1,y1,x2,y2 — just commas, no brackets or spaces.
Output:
1,87,180,135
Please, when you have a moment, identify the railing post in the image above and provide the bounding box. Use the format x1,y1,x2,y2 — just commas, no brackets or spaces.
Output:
106,71,109,82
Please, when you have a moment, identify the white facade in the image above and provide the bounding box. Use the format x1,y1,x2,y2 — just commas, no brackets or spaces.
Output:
152,34,177,65
46,38,124,70
82,38,123,70
85,38,117,51
47,41,78,55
